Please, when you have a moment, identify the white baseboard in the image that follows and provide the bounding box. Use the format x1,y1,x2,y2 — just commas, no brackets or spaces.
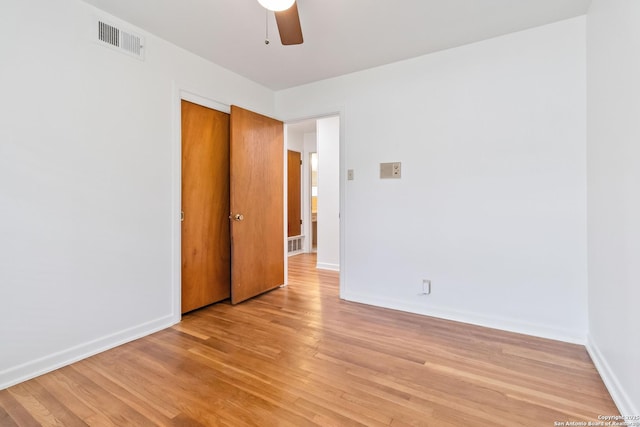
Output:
586,335,638,417
341,290,586,345
316,262,340,271
0,314,178,390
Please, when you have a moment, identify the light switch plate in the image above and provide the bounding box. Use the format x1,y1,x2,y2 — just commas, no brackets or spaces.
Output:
380,162,401,179
347,169,354,180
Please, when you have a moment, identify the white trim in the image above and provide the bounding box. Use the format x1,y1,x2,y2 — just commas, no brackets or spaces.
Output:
171,82,182,324
283,125,289,286
0,315,175,390
180,90,230,114
336,109,347,301
586,335,637,417
303,145,315,253
342,290,587,345
317,262,340,272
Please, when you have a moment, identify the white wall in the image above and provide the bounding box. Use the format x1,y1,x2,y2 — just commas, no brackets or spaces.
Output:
0,0,275,389
586,0,640,416
316,117,340,270
286,127,305,153
277,17,588,342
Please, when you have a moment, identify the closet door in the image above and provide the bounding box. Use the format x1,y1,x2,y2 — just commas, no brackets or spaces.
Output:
287,150,302,237
181,100,230,313
229,105,284,304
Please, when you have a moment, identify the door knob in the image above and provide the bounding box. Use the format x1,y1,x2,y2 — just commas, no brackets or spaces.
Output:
233,213,244,221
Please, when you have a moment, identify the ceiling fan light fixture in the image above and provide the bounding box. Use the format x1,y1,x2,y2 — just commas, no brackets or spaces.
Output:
257,0,295,12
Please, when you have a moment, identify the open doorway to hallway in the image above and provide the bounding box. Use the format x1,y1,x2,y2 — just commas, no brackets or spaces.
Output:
286,116,340,272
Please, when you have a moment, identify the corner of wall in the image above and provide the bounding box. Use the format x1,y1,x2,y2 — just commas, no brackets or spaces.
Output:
586,335,639,416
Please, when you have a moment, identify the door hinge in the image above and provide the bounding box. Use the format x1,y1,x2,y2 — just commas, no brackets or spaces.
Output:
300,219,303,225
300,160,302,165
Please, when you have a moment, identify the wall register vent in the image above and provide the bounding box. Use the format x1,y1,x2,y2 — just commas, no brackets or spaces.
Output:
96,19,145,60
287,236,304,255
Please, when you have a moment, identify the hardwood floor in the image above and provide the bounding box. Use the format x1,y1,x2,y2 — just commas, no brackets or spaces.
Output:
0,254,618,426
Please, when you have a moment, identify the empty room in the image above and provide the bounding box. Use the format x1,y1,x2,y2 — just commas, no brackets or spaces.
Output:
1,0,638,425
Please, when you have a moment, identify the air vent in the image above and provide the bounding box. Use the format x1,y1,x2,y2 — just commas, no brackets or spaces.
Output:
287,236,304,255
96,18,144,60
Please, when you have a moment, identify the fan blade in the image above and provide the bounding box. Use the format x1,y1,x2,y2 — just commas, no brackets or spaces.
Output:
275,1,303,45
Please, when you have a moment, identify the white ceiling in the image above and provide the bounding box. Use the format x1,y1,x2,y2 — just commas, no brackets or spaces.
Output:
287,119,317,134
81,0,591,90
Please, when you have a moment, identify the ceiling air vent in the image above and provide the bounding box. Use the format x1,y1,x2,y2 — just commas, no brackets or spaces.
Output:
96,19,145,60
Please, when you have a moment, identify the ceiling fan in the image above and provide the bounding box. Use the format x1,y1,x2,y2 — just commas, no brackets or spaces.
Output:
257,0,303,45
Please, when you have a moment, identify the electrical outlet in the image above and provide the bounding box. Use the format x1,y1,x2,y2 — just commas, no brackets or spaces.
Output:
392,162,401,177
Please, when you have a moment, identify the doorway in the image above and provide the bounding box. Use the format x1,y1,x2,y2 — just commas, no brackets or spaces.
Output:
285,115,340,271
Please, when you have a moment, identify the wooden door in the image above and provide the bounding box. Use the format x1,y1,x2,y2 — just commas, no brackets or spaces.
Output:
287,150,302,237
181,100,231,313
229,105,284,304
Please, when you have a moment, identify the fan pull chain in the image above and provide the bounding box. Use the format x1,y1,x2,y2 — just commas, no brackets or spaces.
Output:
265,9,270,45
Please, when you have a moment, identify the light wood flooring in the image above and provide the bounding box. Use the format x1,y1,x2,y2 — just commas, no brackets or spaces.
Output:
0,254,618,426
